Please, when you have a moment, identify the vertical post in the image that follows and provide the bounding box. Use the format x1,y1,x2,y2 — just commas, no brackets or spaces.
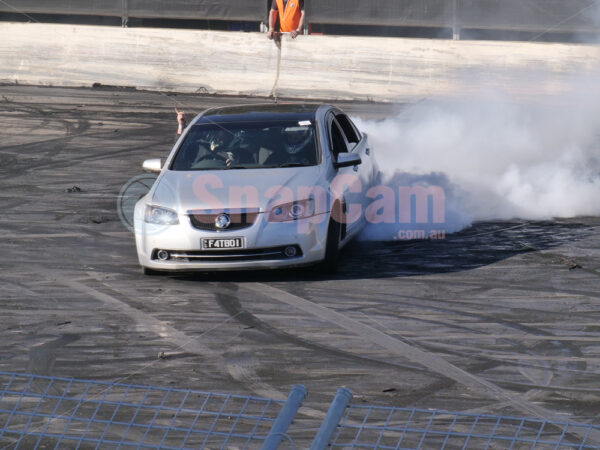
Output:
265,0,272,33
303,0,309,35
310,388,353,450
121,0,128,27
452,0,460,40
262,385,307,450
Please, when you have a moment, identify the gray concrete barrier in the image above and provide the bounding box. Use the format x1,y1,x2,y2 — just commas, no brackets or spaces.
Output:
1,23,599,101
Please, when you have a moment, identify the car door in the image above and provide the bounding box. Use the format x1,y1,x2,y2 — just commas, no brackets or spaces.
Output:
335,112,374,189
327,112,371,239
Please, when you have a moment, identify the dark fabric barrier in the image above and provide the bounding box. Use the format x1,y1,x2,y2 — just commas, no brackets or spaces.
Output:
459,0,600,31
308,0,600,32
127,0,265,21
1,0,598,32
307,0,455,27
0,0,265,21
0,0,122,16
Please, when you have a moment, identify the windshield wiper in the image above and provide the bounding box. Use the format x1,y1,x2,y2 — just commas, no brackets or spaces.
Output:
225,165,248,170
278,162,307,168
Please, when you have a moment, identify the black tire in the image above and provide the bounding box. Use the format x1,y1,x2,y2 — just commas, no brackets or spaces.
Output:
143,267,161,276
316,217,341,273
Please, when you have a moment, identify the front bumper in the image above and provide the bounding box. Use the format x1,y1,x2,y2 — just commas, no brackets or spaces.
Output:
134,210,330,271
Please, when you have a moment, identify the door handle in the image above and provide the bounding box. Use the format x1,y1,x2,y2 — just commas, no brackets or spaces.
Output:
365,148,370,156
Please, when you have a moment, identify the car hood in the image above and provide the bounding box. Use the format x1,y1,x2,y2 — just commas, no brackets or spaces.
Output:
150,167,326,213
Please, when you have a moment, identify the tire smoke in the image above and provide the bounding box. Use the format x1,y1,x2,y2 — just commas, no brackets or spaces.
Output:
354,90,600,241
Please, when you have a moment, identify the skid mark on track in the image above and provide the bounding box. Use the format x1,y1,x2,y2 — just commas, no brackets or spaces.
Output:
1,233,89,240
372,296,587,378
225,351,284,399
50,273,292,401
27,334,80,377
214,290,428,373
335,286,588,382
424,277,600,300
241,282,600,442
59,277,218,357
223,350,325,419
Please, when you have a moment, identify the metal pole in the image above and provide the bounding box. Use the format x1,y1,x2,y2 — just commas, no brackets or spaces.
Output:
310,388,353,450
452,0,460,40
121,0,128,28
262,385,307,450
303,0,309,35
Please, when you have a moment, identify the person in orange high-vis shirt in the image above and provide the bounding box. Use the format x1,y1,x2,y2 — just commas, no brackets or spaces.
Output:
267,0,305,39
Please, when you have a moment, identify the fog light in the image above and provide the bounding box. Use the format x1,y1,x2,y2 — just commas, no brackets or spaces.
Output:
284,246,297,258
157,250,170,261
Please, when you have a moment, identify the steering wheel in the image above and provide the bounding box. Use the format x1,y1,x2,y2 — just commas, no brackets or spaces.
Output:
193,151,227,164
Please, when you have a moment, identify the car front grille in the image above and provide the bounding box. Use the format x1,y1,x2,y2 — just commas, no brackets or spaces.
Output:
189,211,259,232
152,246,303,263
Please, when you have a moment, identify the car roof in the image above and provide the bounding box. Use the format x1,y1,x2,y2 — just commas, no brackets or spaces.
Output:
196,103,328,124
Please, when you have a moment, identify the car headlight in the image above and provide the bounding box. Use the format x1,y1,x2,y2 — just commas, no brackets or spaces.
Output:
144,205,179,225
268,199,315,222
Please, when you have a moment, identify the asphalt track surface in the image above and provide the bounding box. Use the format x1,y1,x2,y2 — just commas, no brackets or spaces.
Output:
1,85,600,444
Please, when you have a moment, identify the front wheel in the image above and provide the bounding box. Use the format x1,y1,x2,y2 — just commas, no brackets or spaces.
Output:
316,217,341,273
142,267,161,276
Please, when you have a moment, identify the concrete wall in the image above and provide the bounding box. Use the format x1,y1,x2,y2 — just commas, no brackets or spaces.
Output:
1,23,599,101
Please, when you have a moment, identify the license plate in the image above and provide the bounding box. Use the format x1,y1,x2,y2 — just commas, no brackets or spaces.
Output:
202,237,245,250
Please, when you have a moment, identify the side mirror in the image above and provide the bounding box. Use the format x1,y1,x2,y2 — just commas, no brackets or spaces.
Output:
335,153,362,168
142,158,162,173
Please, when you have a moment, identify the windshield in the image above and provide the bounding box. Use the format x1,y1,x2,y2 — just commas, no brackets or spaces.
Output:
171,120,319,171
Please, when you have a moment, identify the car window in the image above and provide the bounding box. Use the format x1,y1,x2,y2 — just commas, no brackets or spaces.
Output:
171,120,319,170
335,114,361,146
329,120,348,160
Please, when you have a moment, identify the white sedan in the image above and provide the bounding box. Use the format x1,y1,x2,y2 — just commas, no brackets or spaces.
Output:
134,103,376,274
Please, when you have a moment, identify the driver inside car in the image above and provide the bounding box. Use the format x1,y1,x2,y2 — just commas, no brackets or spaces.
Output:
174,110,238,168
181,128,237,169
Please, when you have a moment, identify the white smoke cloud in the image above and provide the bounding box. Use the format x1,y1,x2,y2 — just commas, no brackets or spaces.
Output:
351,1,600,241
354,88,600,240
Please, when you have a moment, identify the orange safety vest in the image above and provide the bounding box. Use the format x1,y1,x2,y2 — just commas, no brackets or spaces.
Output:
275,0,302,32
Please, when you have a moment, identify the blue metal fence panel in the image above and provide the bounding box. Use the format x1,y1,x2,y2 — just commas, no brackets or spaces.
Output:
311,387,353,450
328,404,600,449
262,384,306,450
0,372,287,449
4,372,600,449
